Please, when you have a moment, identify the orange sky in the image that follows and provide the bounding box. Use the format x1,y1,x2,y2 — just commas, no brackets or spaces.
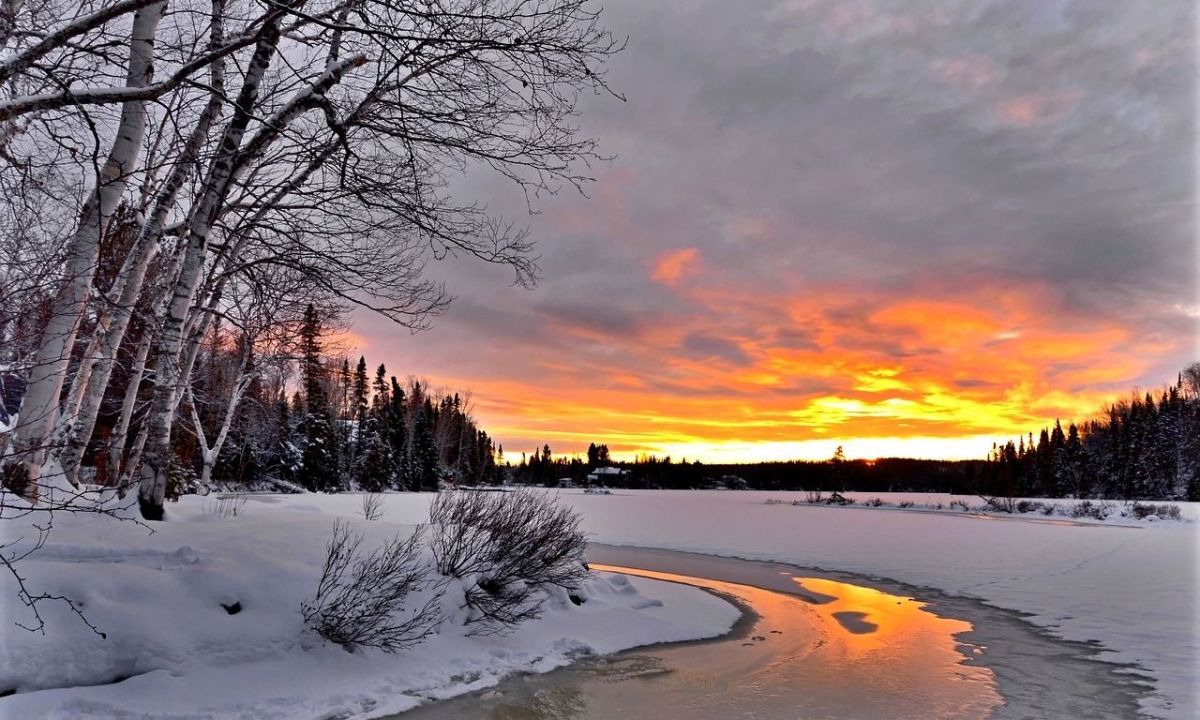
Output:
353,252,1194,462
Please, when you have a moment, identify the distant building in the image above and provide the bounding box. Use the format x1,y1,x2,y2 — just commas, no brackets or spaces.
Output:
586,466,629,486
556,477,574,488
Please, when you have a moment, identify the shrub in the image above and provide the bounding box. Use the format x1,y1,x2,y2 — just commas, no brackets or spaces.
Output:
898,500,914,509
804,490,824,504
1070,500,1114,521
165,461,201,502
977,495,1014,513
1016,500,1044,514
301,520,438,652
359,492,385,521
950,499,971,512
1127,502,1182,521
205,491,247,518
430,490,588,632
826,492,854,506
866,497,884,507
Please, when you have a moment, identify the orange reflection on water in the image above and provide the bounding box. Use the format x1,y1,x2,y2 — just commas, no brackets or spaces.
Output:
794,576,974,662
589,563,1001,719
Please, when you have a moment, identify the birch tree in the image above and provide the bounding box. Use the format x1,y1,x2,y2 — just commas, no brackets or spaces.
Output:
1,0,620,519
1,1,165,498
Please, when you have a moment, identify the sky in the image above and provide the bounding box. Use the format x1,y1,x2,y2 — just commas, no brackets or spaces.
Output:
351,0,1198,463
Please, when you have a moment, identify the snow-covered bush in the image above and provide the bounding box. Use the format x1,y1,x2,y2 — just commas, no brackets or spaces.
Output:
1126,502,1181,521
301,521,438,652
429,490,588,632
1070,500,1115,520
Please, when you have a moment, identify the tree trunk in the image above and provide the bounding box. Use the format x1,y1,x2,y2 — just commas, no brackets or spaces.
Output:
138,11,288,519
107,330,153,487
55,89,224,485
2,2,164,498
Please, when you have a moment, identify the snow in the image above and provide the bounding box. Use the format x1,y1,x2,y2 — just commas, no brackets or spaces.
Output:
0,493,738,720
558,490,1199,720
3,489,1195,719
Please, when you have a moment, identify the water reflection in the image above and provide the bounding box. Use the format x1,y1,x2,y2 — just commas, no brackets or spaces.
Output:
399,563,1002,720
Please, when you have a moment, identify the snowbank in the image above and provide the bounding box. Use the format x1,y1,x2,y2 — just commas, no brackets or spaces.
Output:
0,494,738,720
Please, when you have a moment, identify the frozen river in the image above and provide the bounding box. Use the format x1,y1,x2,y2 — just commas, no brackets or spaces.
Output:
396,545,1150,719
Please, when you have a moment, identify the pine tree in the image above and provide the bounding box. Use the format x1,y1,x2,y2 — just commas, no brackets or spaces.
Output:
411,398,439,491
296,305,340,492
388,377,409,489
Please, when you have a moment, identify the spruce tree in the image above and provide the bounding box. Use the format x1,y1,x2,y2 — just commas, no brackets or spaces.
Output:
296,304,340,492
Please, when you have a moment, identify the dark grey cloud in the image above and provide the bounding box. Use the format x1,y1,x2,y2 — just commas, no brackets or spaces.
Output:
679,331,752,366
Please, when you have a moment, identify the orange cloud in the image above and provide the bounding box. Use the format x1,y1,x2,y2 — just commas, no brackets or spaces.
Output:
650,247,701,286
995,90,1083,127
422,274,1189,463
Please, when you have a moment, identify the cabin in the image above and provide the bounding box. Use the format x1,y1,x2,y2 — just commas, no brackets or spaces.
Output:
586,466,629,486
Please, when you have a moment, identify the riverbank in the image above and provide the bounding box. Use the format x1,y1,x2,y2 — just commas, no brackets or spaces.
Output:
0,494,738,720
4,489,1193,719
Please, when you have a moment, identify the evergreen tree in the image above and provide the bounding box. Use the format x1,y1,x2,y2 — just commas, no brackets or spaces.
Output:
295,304,340,492
411,398,439,491
388,377,409,489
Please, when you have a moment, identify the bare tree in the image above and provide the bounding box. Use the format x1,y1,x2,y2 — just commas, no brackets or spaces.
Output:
2,1,165,497
1,0,621,521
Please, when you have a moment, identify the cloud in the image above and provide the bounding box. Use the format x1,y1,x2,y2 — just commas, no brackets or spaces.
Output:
679,331,752,366
350,0,1196,462
650,247,702,286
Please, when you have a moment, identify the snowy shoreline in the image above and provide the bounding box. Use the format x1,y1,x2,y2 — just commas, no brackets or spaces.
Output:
0,494,740,720
3,489,1196,720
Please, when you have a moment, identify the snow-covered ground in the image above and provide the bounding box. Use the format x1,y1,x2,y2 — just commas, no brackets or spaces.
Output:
2,489,1195,720
0,493,738,720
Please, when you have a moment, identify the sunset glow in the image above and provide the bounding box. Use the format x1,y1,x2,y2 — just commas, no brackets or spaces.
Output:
350,0,1194,464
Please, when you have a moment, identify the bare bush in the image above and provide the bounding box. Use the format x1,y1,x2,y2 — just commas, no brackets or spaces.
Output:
826,492,854,506
977,495,1013,512
804,490,824,504
301,521,439,652
205,492,247,519
359,493,385,522
429,490,588,632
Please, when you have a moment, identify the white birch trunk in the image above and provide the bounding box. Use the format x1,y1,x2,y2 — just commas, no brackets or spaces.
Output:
138,12,288,519
188,370,252,486
106,329,152,487
3,2,164,496
55,90,225,485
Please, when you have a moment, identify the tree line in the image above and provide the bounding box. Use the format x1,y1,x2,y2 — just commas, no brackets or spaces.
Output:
178,304,503,495
979,363,1200,501
512,448,988,493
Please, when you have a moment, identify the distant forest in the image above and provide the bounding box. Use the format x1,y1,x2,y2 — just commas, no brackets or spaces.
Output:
512,364,1200,501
